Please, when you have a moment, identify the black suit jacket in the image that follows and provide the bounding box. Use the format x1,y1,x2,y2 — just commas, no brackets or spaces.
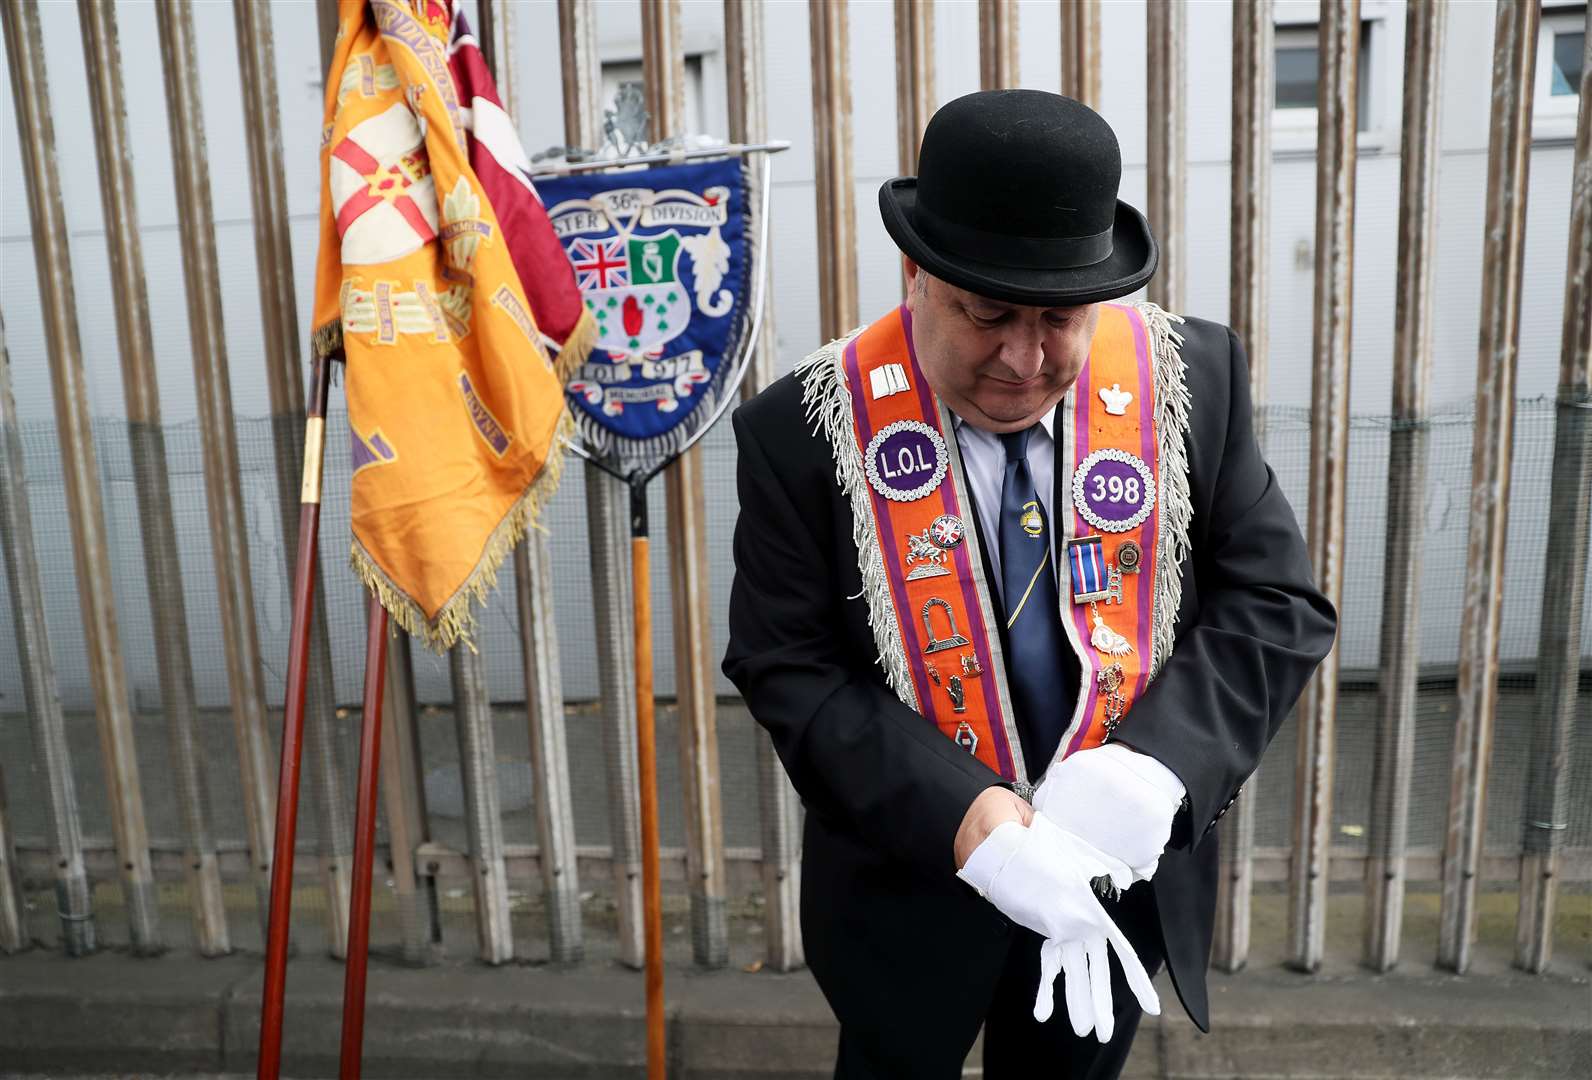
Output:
722,316,1336,1035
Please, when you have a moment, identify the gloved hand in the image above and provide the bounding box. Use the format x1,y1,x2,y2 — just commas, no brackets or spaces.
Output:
1032,743,1185,884
956,811,1161,1041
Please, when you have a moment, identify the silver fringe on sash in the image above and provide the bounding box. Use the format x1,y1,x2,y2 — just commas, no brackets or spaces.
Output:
795,332,920,710
1135,302,1192,678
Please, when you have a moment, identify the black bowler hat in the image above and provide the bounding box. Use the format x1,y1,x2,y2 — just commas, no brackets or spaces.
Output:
880,89,1158,306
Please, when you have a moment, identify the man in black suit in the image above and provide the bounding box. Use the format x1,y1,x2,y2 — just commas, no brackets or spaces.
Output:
723,91,1335,1079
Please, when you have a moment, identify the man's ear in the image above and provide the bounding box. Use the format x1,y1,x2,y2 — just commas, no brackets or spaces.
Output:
903,256,921,310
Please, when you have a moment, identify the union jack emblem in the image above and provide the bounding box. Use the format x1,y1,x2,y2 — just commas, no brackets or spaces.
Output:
570,237,629,290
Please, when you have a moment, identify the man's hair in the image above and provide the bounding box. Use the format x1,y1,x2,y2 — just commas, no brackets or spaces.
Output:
912,267,931,300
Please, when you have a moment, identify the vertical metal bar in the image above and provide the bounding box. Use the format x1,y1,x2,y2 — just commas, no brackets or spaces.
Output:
1440,0,1541,975
161,0,300,950
559,0,647,971
1059,0,1101,108
1364,0,1445,974
516,538,585,964
1229,0,1273,422
1439,0,1534,974
316,0,338,85
0,309,94,955
1,0,161,953
643,0,731,970
1145,0,1186,313
473,0,583,966
726,0,802,973
378,632,436,963
338,598,388,1080
894,0,935,176
1517,13,1590,976
81,0,229,957
664,308,731,970
979,0,1019,90
811,0,859,340
1287,0,1359,974
642,0,687,135
557,0,603,155
1214,0,1271,976
477,0,516,117
449,648,513,964
0,760,21,952
240,0,356,960
586,475,646,968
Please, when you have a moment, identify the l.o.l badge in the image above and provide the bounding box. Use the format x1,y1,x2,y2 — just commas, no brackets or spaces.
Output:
866,419,949,502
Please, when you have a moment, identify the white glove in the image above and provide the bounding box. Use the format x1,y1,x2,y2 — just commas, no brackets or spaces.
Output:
957,813,1161,1041
1033,743,1185,884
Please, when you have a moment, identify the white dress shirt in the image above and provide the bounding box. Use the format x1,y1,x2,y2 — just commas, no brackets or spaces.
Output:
951,406,1059,602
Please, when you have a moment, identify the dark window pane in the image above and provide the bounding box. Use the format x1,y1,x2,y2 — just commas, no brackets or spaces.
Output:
1357,21,1372,132
1276,44,1318,108
1275,23,1372,132
1552,30,1584,97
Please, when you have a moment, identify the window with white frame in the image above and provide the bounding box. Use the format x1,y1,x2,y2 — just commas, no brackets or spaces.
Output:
599,58,706,150
1273,20,1374,138
1535,3,1585,139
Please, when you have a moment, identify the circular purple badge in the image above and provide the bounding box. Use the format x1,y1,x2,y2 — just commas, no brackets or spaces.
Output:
866,420,949,502
1072,448,1155,532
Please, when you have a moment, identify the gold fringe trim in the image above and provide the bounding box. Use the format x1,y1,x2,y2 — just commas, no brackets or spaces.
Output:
554,309,597,386
350,405,578,653
311,319,343,363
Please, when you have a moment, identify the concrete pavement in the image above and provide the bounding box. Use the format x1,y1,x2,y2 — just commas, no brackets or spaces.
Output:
0,943,1587,1078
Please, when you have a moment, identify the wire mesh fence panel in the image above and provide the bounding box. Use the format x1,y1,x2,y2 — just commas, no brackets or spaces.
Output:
1,397,1587,963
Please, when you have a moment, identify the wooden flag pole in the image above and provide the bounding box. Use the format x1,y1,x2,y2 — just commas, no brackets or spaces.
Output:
555,150,779,1076
258,352,334,1080
338,596,390,1080
630,475,666,1078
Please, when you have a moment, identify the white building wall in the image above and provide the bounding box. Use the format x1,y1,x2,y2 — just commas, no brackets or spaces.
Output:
0,0,1584,711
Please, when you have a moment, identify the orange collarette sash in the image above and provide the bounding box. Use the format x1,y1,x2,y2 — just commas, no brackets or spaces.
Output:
800,302,1190,786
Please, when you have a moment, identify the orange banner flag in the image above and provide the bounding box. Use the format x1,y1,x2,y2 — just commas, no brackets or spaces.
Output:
311,0,593,650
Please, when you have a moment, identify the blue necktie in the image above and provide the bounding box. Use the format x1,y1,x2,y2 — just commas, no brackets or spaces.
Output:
998,427,1068,773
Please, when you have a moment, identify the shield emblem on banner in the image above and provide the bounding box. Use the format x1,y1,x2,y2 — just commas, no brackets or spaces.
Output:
538,157,757,464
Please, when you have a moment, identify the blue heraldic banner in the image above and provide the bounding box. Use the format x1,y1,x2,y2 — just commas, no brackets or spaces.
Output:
538,158,753,461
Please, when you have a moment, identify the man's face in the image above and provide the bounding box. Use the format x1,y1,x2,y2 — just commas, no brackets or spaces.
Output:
903,257,1098,433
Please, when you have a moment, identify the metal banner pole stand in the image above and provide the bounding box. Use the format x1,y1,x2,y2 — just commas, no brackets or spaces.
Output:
258,353,334,1080
537,141,783,1078
338,597,390,1080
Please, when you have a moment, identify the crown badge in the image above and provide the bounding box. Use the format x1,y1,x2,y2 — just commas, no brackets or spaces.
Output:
1099,383,1133,416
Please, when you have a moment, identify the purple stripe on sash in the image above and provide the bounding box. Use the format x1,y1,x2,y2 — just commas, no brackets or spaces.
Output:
900,306,1016,779
1065,321,1102,758
844,334,936,714
1128,307,1158,699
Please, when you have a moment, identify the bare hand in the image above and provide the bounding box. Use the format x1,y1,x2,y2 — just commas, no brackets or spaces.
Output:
954,786,1034,868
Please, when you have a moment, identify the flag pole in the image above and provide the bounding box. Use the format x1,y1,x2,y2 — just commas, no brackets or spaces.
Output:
559,150,779,1078
338,596,390,1080
629,473,666,1078
259,351,335,1080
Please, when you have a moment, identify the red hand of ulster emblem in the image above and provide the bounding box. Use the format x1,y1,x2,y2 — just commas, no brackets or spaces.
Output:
622,294,644,336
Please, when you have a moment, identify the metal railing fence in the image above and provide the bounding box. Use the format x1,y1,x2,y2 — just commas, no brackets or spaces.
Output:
0,0,1587,983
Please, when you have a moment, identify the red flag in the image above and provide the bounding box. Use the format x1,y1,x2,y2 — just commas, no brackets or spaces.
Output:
447,7,594,364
